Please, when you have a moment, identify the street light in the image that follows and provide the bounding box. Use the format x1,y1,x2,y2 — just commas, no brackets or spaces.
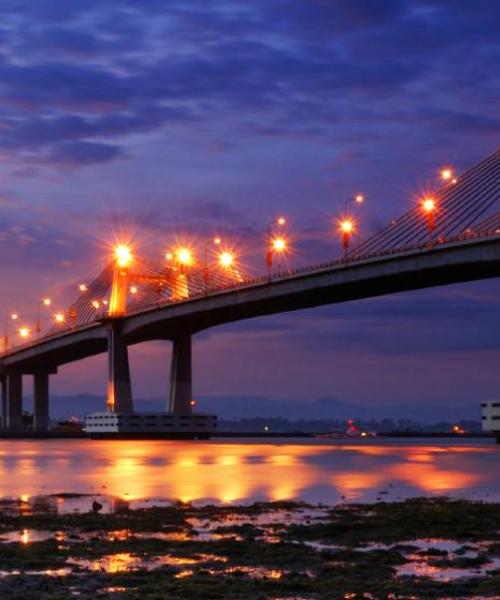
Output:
344,193,366,212
3,313,19,352
18,326,30,340
422,197,437,243
266,216,287,279
54,313,65,324
218,250,235,269
203,237,222,293
167,246,194,300
338,218,355,257
114,244,132,268
174,246,194,267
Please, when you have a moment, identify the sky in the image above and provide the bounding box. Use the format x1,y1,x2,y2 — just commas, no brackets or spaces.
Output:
0,0,499,413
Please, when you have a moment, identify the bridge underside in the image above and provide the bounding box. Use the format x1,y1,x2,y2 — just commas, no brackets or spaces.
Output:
1,236,500,430
3,237,500,370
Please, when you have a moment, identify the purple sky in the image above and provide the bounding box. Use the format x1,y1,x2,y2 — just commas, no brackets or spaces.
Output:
0,0,499,409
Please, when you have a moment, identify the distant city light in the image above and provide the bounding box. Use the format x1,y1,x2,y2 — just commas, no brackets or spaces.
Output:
277,216,286,226
11,313,18,321
42,298,51,307
130,286,138,294
213,237,222,245
92,300,100,309
79,284,88,292
354,194,365,204
441,168,453,181
18,327,30,339
54,313,65,323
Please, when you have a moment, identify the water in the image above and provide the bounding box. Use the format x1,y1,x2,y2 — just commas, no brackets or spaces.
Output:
0,437,498,507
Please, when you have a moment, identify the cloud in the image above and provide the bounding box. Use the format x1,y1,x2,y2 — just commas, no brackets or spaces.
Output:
43,141,125,167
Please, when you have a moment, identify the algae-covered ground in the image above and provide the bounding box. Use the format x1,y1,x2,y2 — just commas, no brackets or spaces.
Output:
0,495,499,599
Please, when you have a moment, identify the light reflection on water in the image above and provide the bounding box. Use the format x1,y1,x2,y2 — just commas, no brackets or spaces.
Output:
0,438,498,505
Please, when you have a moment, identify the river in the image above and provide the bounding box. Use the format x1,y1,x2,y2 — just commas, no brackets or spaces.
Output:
1,437,499,509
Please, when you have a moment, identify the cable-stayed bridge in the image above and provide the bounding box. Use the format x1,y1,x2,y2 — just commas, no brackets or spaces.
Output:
0,149,499,431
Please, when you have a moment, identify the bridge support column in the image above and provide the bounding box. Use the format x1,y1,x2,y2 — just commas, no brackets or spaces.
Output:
33,372,50,432
107,320,134,413
1,377,6,431
168,334,192,415
5,372,23,430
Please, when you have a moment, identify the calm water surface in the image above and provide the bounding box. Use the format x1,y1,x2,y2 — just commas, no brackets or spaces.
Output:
1,438,499,507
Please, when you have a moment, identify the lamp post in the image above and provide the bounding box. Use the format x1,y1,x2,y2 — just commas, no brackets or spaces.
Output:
440,167,457,185
336,194,366,260
203,237,221,294
422,197,436,245
266,216,287,280
339,219,354,258
167,246,194,300
3,313,19,352
109,244,133,317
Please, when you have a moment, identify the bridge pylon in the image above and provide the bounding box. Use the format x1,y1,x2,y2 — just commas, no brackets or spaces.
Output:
33,371,50,432
0,377,6,431
168,334,193,415
3,371,23,430
107,320,134,413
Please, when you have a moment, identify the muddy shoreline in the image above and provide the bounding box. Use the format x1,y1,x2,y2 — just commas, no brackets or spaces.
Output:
0,495,499,598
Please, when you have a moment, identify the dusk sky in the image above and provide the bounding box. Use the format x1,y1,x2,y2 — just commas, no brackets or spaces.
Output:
1,0,499,411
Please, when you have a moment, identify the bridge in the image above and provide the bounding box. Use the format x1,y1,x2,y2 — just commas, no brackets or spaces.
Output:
0,149,499,431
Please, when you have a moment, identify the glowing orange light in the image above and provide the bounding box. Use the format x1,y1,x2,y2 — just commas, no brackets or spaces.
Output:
213,237,222,245
92,300,100,309
422,197,436,213
54,313,65,324
190,400,197,407
165,252,173,261
18,327,30,339
441,168,453,181
355,194,365,204
277,216,286,226
175,247,193,266
218,250,234,269
130,286,138,295
79,284,88,292
114,244,132,268
272,237,287,253
340,219,354,234
42,298,51,307
11,313,18,321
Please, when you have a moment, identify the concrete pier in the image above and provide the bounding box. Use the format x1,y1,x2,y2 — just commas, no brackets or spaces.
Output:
1,377,6,431
168,334,192,415
33,371,50,432
107,320,134,413
5,371,23,430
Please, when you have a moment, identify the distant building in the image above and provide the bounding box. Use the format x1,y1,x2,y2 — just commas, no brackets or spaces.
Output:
481,402,500,443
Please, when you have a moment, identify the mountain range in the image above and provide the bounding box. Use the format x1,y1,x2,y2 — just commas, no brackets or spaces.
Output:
37,394,481,423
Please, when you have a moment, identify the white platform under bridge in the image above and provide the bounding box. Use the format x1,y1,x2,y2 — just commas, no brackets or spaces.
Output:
481,402,500,443
84,412,217,439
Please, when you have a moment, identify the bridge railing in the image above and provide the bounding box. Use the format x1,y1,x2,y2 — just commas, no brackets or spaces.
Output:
4,226,500,357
